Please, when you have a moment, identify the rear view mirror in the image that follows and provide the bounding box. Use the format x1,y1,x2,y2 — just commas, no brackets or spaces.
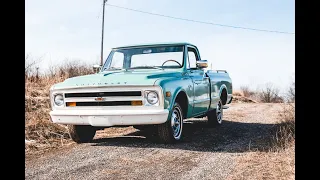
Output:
93,64,102,73
196,60,208,69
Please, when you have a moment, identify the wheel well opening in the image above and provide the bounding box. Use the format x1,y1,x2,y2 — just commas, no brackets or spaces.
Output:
175,91,188,119
221,89,227,105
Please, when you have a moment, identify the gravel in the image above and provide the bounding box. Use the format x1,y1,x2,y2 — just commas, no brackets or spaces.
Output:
25,103,282,180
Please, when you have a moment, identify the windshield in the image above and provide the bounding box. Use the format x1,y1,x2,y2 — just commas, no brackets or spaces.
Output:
102,45,184,71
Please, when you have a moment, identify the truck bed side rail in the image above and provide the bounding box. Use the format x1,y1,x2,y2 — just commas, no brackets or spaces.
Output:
206,70,228,73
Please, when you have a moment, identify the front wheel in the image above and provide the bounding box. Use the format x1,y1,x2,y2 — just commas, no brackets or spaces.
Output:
157,102,184,143
67,125,96,143
207,99,223,127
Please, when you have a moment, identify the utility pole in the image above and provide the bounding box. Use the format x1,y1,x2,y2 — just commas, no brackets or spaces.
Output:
100,0,107,66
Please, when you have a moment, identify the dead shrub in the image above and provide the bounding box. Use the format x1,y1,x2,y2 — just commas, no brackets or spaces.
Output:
25,120,70,142
25,120,71,154
232,89,257,103
286,82,295,103
240,85,255,97
233,91,243,96
25,96,50,112
258,83,284,103
232,96,257,103
47,60,94,79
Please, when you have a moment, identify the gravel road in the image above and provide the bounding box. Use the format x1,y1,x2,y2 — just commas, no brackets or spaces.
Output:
25,103,282,180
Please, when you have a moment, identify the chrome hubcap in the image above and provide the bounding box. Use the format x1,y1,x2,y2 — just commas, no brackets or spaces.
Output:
171,107,182,139
216,101,223,123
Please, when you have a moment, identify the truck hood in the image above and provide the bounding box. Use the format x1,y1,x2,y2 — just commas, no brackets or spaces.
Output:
52,69,182,90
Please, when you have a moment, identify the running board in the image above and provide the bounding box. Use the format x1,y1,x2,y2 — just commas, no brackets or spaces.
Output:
223,106,229,109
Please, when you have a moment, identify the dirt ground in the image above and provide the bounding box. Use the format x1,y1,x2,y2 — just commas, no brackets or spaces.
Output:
25,103,294,180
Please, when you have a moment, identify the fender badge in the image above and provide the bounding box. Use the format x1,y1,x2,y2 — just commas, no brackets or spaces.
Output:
95,97,106,101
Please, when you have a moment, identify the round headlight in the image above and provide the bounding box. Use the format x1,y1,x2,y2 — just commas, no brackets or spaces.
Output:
54,94,64,106
147,91,159,104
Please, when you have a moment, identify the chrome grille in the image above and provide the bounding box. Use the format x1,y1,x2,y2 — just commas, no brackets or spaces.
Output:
64,91,141,98
64,90,143,107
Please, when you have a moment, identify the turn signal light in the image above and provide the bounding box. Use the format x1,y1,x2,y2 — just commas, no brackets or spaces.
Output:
66,102,77,107
131,101,143,106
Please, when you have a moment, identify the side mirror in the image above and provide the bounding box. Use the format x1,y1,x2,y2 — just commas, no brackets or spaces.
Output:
93,64,102,73
196,60,208,69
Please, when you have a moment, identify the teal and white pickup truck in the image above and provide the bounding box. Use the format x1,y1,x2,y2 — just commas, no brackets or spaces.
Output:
49,42,233,143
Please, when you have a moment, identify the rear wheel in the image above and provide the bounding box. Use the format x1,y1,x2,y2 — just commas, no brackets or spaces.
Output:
157,102,183,143
207,99,223,127
67,125,96,143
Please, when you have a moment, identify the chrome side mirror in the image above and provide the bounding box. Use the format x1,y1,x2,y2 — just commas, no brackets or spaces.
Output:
93,64,102,73
196,60,208,69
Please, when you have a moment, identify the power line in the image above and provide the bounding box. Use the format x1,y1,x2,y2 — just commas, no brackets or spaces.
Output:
105,3,294,35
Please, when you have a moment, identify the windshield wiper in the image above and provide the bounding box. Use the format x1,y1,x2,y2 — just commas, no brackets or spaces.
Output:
128,66,163,70
103,67,123,71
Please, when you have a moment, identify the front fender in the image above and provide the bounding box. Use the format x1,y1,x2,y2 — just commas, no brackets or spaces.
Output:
155,77,193,121
168,88,188,111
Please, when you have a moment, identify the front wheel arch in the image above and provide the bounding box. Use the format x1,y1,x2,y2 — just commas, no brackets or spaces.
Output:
173,90,188,119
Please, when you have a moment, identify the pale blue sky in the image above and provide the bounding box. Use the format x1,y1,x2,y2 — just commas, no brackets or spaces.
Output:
25,0,295,93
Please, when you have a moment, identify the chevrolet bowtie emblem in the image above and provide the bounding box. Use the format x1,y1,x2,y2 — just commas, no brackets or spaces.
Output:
95,97,106,101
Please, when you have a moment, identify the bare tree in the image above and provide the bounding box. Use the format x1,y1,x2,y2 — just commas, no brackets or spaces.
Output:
25,54,42,79
286,81,295,103
258,83,283,103
25,54,36,77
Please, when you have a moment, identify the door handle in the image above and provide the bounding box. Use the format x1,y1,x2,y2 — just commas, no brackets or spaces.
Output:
194,80,201,85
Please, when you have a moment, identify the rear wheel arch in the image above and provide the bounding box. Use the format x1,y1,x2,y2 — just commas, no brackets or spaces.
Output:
219,85,228,105
221,88,228,105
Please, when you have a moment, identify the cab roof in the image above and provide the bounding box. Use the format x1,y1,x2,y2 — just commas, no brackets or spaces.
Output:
113,42,196,49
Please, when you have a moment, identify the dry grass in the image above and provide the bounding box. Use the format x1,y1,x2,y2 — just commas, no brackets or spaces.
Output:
25,60,94,155
228,102,295,180
269,80,295,150
271,103,295,150
232,90,243,97
227,146,294,180
228,83,295,180
233,86,261,103
229,82,295,179
240,85,255,98
236,83,286,103
232,95,257,103
232,90,257,103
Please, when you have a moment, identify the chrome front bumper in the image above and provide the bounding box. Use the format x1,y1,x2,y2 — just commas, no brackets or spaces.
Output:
49,109,169,127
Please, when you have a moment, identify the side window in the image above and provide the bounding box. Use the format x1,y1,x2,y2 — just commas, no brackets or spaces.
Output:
110,52,124,68
187,47,198,69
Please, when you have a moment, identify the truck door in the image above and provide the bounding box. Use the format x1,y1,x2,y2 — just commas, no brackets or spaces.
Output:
186,47,210,115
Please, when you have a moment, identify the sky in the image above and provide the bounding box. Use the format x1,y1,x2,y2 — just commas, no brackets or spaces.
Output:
25,0,295,93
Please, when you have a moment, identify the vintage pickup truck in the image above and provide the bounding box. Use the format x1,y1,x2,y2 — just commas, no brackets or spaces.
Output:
49,42,233,143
